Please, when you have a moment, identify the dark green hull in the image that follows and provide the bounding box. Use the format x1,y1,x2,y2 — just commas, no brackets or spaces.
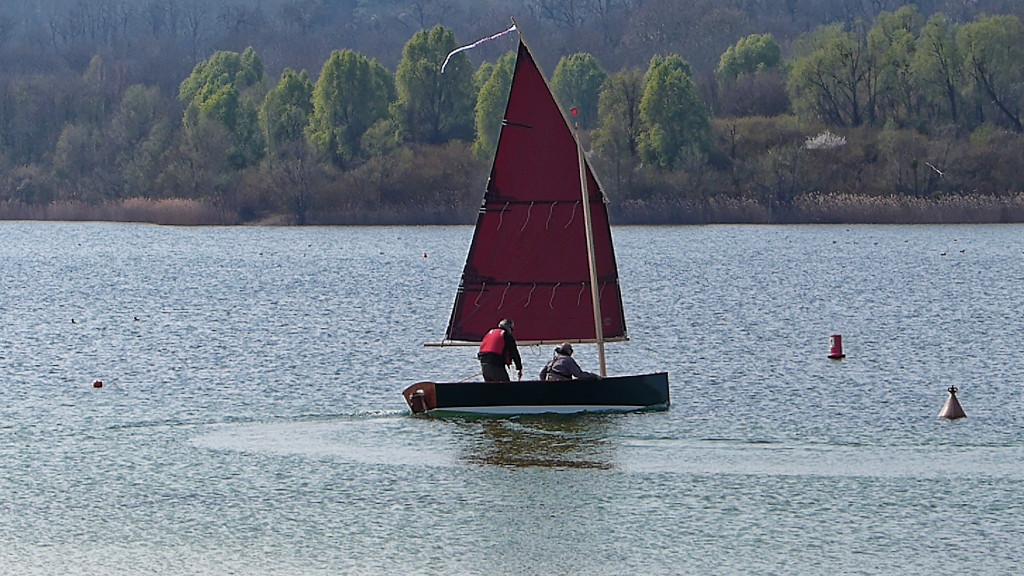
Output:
403,372,669,415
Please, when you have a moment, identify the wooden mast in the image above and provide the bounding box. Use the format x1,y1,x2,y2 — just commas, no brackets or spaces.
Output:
576,124,607,377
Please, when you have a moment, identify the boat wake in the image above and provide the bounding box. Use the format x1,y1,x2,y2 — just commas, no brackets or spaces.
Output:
190,414,457,467
618,439,1024,479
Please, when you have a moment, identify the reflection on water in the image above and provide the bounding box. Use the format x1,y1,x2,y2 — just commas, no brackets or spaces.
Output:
456,415,617,469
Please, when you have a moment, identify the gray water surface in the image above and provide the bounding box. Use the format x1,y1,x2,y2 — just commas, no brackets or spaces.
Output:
1,222,1022,575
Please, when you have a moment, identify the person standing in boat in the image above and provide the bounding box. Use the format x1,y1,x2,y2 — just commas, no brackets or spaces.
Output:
539,343,600,381
478,318,523,382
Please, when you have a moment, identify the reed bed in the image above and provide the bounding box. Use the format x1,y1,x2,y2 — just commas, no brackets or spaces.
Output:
3,193,1023,226
0,198,228,225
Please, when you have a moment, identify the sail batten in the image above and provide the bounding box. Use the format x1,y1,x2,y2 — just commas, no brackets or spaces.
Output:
445,40,626,344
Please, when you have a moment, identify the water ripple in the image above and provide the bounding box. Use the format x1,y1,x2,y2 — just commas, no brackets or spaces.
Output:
2,222,1023,575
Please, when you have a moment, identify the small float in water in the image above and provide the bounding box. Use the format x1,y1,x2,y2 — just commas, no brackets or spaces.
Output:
938,385,966,420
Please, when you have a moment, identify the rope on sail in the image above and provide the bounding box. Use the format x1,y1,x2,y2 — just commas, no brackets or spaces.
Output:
474,282,486,307
441,23,518,74
497,201,510,231
549,283,560,309
520,202,533,232
499,282,511,308
564,201,579,229
546,202,557,230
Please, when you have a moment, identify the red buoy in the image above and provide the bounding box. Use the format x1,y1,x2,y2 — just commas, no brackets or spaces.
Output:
938,385,966,420
828,334,846,360
92,380,103,388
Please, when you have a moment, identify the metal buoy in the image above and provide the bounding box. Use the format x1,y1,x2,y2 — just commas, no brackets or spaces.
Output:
938,385,966,420
92,380,103,388
828,334,846,360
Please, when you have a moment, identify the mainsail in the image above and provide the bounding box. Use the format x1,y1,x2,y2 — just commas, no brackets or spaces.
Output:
445,40,626,345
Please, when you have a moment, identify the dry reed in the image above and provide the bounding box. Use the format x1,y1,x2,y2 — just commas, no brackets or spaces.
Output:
0,198,227,225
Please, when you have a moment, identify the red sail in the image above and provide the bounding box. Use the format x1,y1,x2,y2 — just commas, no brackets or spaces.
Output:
445,40,627,344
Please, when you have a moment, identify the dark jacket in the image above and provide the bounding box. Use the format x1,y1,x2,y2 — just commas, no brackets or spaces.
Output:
539,354,599,381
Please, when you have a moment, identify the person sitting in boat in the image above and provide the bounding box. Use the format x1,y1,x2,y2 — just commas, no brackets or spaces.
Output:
539,343,599,381
478,318,523,382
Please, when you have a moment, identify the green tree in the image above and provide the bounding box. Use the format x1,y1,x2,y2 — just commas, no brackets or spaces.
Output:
179,48,263,110
914,13,964,124
393,26,475,144
231,95,264,169
258,68,317,224
638,55,711,169
306,50,394,167
78,56,120,125
260,69,314,157
111,85,174,198
593,68,645,188
239,45,264,85
1,76,73,165
199,84,241,133
473,61,494,95
716,33,790,118
717,33,783,80
174,106,236,204
957,14,1024,132
472,51,515,159
551,52,607,130
868,6,924,127
54,123,112,201
51,59,131,201
788,23,872,127
179,47,266,169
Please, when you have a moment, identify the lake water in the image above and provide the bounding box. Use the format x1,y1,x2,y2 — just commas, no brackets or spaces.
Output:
1,221,1022,575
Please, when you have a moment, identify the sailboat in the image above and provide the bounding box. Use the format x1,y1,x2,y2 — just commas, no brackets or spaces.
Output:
402,32,669,416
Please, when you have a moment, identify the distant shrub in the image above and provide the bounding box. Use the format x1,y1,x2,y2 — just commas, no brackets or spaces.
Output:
804,131,847,150
713,115,810,159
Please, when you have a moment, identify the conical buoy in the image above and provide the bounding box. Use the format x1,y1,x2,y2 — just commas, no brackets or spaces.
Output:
938,385,966,420
828,334,846,360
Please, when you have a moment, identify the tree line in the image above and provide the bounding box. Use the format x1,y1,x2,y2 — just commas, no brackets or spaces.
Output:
1,2,1023,224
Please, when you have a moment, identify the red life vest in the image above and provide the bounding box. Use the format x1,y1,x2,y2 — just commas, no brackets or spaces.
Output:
479,328,507,358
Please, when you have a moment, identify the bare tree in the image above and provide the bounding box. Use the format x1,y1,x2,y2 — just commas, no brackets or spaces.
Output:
182,0,207,65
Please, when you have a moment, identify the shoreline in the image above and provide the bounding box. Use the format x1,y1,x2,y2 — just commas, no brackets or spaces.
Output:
3,192,1024,226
